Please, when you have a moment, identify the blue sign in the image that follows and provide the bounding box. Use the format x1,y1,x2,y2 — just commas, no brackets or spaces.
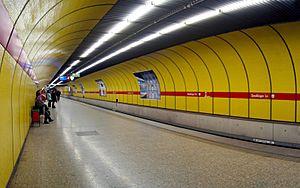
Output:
59,76,67,81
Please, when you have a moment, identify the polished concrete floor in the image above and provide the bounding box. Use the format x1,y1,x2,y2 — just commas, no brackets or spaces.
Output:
9,98,300,188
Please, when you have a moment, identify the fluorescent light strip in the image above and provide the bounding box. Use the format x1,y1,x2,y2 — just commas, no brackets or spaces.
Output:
109,21,131,34
75,0,278,75
126,4,153,22
50,77,59,85
60,67,72,76
49,60,80,85
50,81,63,88
220,0,271,13
141,33,161,42
70,60,80,67
184,10,220,25
158,23,186,34
51,0,276,84
80,0,168,58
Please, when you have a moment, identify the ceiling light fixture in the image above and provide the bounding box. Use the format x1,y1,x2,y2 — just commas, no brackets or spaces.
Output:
220,0,270,13
70,60,80,67
184,10,220,25
79,0,168,58
50,80,63,88
141,33,161,42
50,77,59,85
60,66,72,76
109,21,131,34
51,0,282,85
158,22,186,34
53,60,80,83
75,0,278,75
149,0,168,6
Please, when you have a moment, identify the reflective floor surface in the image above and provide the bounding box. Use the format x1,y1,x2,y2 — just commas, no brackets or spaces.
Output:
9,98,300,188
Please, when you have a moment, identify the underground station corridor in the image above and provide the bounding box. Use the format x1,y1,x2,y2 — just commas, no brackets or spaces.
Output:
1,0,300,187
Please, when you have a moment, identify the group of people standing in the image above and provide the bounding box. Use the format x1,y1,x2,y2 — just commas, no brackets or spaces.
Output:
46,89,61,108
35,88,61,124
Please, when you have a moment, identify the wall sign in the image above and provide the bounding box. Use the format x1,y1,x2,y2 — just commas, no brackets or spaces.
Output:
79,83,85,95
134,70,160,100
95,79,107,96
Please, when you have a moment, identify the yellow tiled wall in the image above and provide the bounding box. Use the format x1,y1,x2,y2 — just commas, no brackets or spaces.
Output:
64,21,300,123
0,46,36,187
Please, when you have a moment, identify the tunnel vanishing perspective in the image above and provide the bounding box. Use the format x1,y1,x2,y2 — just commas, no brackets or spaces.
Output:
0,0,300,187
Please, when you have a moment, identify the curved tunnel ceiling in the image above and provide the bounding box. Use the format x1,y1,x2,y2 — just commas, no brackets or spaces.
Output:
1,0,117,87
52,0,300,85
1,0,299,87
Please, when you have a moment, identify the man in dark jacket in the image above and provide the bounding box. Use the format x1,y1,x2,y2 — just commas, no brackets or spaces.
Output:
56,90,61,101
51,89,57,108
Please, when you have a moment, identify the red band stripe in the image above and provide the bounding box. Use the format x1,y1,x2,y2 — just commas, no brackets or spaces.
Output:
72,91,299,101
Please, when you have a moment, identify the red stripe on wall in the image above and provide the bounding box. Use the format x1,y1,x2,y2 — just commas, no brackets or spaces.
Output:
161,92,175,96
213,92,229,98
76,91,299,101
273,93,296,100
230,92,249,99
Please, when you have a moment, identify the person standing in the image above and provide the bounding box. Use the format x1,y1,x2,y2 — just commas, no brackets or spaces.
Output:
47,90,52,107
51,89,57,108
56,90,61,101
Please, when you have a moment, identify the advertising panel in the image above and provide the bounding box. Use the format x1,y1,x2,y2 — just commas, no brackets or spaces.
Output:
134,70,160,100
68,86,73,96
79,83,85,95
95,79,106,96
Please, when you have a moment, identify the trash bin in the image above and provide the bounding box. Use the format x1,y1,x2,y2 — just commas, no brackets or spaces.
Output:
31,108,40,127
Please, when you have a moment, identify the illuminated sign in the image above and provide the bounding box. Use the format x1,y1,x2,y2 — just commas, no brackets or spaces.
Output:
59,76,67,81
72,73,80,78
